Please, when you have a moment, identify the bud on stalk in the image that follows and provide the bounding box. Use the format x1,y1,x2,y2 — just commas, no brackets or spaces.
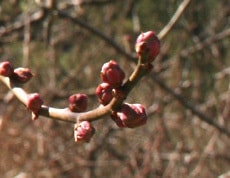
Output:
111,103,147,128
95,82,113,105
135,31,160,63
74,121,95,143
68,93,88,112
0,61,14,77
100,60,125,88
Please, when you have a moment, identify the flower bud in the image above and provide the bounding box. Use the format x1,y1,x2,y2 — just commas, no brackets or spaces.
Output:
74,121,95,143
135,31,160,63
100,60,125,88
95,83,113,105
27,93,43,114
11,67,33,83
111,103,147,128
68,93,88,112
0,61,14,77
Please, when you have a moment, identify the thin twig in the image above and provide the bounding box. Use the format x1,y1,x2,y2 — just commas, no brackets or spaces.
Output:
52,8,230,136
180,28,230,57
0,9,46,38
151,74,230,136
158,0,192,40
0,59,148,124
55,9,136,61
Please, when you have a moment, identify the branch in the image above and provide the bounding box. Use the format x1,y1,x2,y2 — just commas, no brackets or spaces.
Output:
180,28,230,57
55,9,136,61
51,6,230,136
158,0,193,40
0,60,149,124
0,9,46,38
151,74,230,137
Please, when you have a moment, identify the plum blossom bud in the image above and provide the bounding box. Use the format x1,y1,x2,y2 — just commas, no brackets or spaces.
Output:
74,121,95,143
95,83,113,105
27,93,43,114
111,103,147,128
68,93,88,112
135,31,160,63
100,60,125,88
0,61,14,77
11,67,33,83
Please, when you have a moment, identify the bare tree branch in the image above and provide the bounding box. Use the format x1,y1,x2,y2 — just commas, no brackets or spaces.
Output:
0,60,149,124
151,74,230,136
180,28,230,57
158,0,193,40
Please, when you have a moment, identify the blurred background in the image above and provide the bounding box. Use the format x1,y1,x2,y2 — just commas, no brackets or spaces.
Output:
0,0,229,177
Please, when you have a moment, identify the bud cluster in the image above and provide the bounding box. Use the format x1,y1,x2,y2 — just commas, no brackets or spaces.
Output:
0,61,33,83
96,60,125,105
0,30,160,143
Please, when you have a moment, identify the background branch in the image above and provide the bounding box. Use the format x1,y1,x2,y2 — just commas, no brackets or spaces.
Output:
158,0,193,40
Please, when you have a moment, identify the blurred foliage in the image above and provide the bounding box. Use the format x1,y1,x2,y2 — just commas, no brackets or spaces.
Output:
0,0,229,178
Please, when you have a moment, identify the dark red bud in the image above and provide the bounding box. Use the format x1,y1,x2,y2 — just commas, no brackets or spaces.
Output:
27,93,43,115
0,61,14,77
95,83,113,105
68,93,88,112
111,103,147,128
135,31,160,63
74,121,95,143
100,60,125,88
11,67,33,83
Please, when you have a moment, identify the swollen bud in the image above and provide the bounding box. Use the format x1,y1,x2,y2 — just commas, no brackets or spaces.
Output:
100,60,125,88
11,67,33,83
74,121,95,143
0,61,14,77
135,31,160,63
95,83,113,105
111,103,147,128
68,93,88,112
27,93,43,120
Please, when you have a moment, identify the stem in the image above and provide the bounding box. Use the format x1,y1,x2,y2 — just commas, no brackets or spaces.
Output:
0,56,150,124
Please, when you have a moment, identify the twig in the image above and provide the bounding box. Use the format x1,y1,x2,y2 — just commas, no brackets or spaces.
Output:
52,7,230,136
158,0,192,40
55,9,136,61
180,28,230,57
151,74,230,136
0,9,46,38
0,60,149,124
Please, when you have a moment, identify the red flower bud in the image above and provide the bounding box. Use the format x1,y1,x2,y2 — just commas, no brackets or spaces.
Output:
95,83,113,105
111,103,147,128
0,61,14,77
74,121,95,143
100,60,125,88
11,67,33,83
27,93,43,118
135,31,160,63
68,93,88,112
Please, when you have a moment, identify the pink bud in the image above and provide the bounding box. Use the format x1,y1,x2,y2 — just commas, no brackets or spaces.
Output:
135,31,160,63
100,60,125,88
95,83,113,105
68,93,88,112
0,61,14,77
11,67,33,83
27,93,43,114
111,111,125,128
111,103,147,128
74,121,95,143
